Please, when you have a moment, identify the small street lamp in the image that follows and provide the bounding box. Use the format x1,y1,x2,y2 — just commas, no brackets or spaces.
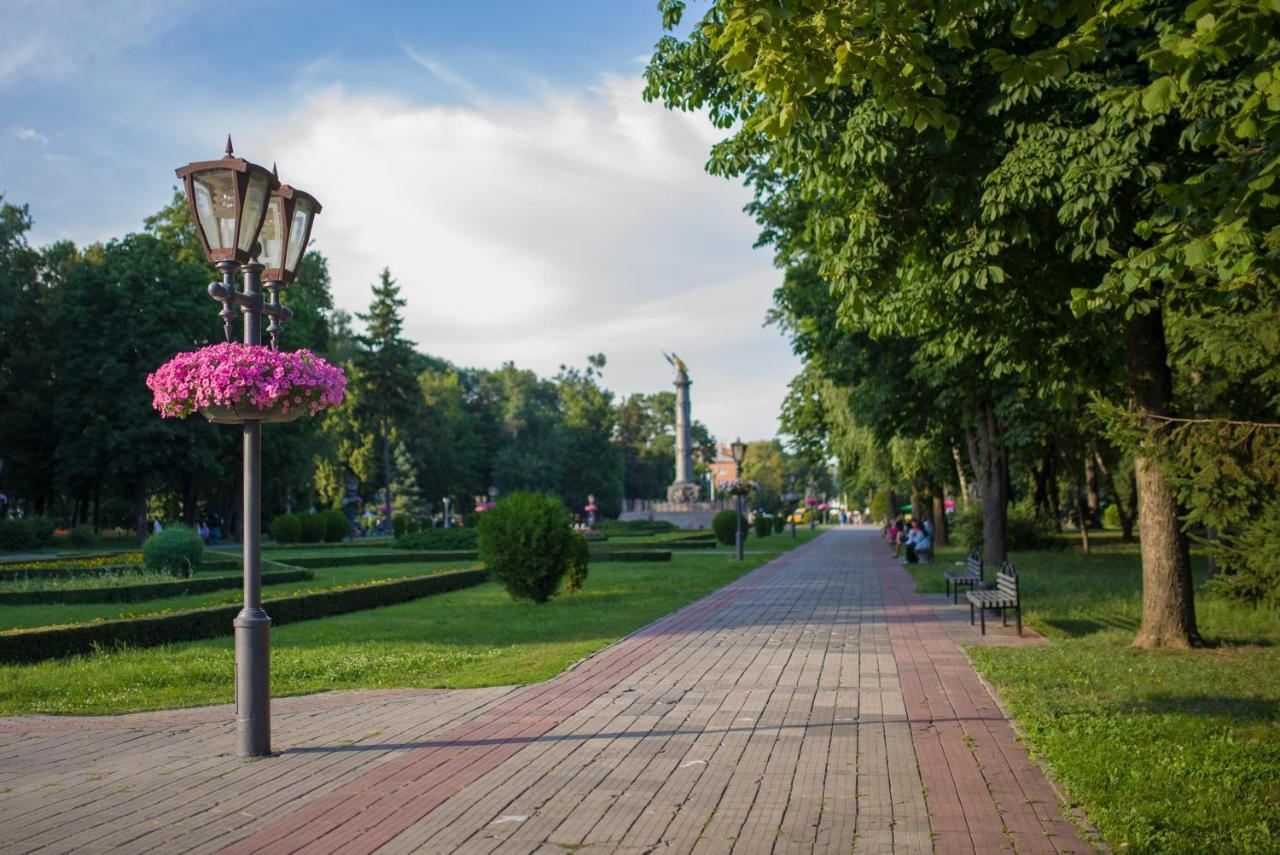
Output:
730,438,748,561
442,496,452,528
175,137,320,758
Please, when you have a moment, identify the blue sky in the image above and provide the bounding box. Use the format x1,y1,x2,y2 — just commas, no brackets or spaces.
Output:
2,1,799,443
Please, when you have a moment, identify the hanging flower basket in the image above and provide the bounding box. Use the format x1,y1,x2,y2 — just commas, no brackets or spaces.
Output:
717,479,756,496
147,342,346,424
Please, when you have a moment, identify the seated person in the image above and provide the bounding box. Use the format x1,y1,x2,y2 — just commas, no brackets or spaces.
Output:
903,520,931,564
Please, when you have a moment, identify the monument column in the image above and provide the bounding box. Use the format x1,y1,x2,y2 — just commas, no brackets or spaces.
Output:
666,353,701,504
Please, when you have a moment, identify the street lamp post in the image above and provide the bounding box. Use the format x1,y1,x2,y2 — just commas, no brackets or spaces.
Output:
731,438,748,561
176,138,320,758
442,496,452,528
786,474,798,540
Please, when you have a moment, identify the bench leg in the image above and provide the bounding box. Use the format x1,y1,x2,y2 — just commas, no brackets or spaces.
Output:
1016,605,1022,637
979,604,986,635
1002,607,1008,627
952,581,959,604
969,602,974,625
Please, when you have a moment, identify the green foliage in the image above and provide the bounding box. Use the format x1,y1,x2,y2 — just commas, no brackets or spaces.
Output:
477,491,574,603
25,516,54,547
323,510,347,543
395,527,478,550
1102,505,1122,530
587,550,671,563
0,568,486,664
141,526,203,577
282,551,475,569
564,532,589,593
712,509,747,546
270,513,303,545
66,524,96,547
753,513,772,538
772,514,786,534
951,506,1057,553
299,512,326,544
869,492,890,524
392,513,408,539
407,518,421,534
0,517,35,551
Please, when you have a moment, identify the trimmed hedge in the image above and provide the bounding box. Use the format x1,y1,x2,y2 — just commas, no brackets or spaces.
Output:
143,526,203,576
0,569,313,606
588,550,672,563
0,567,487,664
596,519,678,536
323,510,348,543
0,562,144,583
712,510,748,546
281,551,477,568
271,513,303,544
299,513,327,544
393,527,479,550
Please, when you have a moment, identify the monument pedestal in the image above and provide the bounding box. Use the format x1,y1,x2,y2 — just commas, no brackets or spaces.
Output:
666,481,701,504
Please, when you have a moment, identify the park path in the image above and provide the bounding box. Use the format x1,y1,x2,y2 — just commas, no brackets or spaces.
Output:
0,529,1093,854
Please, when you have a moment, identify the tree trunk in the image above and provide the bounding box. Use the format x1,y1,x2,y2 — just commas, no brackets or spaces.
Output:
952,444,972,508
1124,472,1138,543
1094,450,1136,541
134,484,148,546
1084,449,1101,527
931,487,948,547
910,484,921,525
1126,307,1199,649
92,481,101,534
968,400,1008,565
1032,446,1052,522
886,488,898,524
1066,451,1090,553
1046,451,1062,530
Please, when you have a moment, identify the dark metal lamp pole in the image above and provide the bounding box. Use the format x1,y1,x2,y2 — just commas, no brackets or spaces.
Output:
730,438,748,562
175,138,320,758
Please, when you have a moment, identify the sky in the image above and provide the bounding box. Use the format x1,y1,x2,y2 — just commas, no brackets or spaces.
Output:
0,0,801,444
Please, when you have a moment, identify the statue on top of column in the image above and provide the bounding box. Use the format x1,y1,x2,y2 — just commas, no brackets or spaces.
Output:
665,352,700,504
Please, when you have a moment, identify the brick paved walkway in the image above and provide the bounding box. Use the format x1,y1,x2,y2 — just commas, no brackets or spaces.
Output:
0,530,1094,854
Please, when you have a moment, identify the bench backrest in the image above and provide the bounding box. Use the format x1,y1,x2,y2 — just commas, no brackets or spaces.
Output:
966,551,983,578
997,562,1018,598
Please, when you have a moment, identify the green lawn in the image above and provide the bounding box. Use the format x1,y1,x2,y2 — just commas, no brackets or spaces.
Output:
905,535,1280,855
0,559,476,631
0,530,820,715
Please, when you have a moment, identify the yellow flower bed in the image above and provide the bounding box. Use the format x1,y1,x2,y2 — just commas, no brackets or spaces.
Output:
2,552,143,572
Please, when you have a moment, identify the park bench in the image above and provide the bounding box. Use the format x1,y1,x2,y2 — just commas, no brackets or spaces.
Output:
966,562,1021,636
943,550,983,603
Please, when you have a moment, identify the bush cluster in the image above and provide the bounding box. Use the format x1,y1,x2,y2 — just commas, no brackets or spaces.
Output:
564,532,590,593
0,516,56,551
392,513,407,538
1102,504,1122,529
753,514,772,538
712,509,748,546
394,527,479,550
950,506,1058,552
66,524,97,547
772,514,786,534
0,568,486,664
596,519,677,536
271,511,348,544
283,550,475,568
478,491,575,603
142,526,204,576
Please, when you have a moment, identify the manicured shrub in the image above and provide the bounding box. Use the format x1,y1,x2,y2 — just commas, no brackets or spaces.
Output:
712,509,747,546
395,527,479,550
478,491,574,603
772,514,786,534
283,550,476,568
0,518,35,551
67,524,97,547
299,512,326,544
754,514,772,539
565,532,590,593
270,513,303,545
0,568,312,606
26,516,55,547
142,526,204,577
407,518,421,534
1102,504,1122,529
951,505,1058,552
323,510,348,543
596,519,678,536
393,513,408,538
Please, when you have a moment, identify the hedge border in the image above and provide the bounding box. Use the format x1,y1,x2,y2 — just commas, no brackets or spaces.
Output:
282,551,478,568
0,567,487,664
588,550,672,563
0,569,314,606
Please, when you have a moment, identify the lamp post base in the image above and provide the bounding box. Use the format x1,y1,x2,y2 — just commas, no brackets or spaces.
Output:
234,607,272,757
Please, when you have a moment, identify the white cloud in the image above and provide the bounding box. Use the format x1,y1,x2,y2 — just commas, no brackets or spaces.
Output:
0,0,200,86
238,74,799,442
11,127,48,144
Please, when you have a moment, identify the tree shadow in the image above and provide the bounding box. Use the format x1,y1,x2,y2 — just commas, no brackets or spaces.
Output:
1131,693,1279,722
1042,615,1139,637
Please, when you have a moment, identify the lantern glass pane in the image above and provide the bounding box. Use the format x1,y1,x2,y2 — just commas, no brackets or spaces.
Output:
192,170,237,250
258,195,286,269
237,172,269,254
284,199,312,274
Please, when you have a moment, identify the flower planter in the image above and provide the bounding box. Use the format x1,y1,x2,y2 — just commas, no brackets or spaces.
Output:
202,402,305,425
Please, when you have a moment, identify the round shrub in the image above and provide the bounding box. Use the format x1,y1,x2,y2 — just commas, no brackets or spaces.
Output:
392,513,408,539
772,514,786,534
26,516,55,547
753,513,772,539
712,509,747,546
270,513,302,545
324,510,348,543
478,491,574,603
564,531,590,593
142,525,203,577
1102,504,1122,529
299,512,326,544
0,518,34,551
407,518,421,534
67,524,97,547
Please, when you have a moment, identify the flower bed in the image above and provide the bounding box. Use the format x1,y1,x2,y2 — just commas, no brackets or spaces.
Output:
147,342,346,421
